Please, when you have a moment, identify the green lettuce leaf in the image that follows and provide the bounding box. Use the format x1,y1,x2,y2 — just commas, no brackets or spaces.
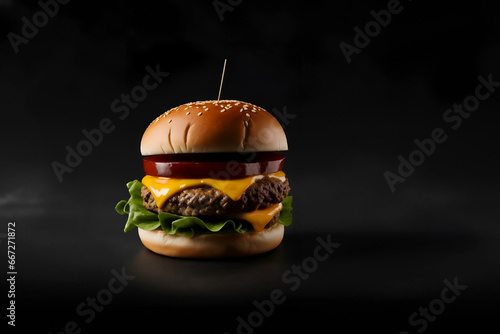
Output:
115,180,293,237
278,196,293,226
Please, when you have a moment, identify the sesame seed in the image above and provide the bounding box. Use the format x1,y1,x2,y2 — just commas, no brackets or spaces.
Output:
246,113,250,117
251,110,256,113
240,108,244,112
220,109,225,113
168,119,172,123
198,112,202,116
186,112,190,115
244,121,248,126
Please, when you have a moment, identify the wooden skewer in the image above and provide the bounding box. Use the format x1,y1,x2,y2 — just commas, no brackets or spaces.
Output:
217,59,227,102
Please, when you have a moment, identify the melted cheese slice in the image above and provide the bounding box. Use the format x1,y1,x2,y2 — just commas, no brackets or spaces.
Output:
142,171,286,208
228,202,282,232
141,171,286,232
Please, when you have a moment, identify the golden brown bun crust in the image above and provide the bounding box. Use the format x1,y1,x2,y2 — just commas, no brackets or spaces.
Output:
141,100,288,155
138,224,284,258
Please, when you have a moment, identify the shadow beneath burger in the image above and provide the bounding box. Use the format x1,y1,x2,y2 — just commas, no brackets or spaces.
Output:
128,243,292,307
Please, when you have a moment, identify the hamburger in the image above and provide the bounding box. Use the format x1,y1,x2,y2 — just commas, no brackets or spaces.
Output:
116,100,292,258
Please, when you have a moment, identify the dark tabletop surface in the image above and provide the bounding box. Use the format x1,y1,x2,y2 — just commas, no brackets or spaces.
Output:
9,172,500,334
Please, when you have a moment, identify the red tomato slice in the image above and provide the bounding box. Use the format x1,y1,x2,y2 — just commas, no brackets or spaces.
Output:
143,152,285,179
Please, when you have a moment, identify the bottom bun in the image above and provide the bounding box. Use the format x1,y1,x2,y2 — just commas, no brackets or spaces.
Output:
138,224,284,258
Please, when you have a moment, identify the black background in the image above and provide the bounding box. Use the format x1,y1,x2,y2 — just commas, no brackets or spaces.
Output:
1,0,499,333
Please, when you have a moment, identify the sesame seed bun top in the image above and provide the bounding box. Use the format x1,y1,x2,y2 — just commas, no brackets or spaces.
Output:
140,100,288,155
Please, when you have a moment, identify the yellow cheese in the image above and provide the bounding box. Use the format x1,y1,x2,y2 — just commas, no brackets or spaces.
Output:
141,171,286,232
142,171,286,209
228,202,283,232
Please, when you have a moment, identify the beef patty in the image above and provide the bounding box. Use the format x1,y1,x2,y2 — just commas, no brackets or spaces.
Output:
141,176,290,217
